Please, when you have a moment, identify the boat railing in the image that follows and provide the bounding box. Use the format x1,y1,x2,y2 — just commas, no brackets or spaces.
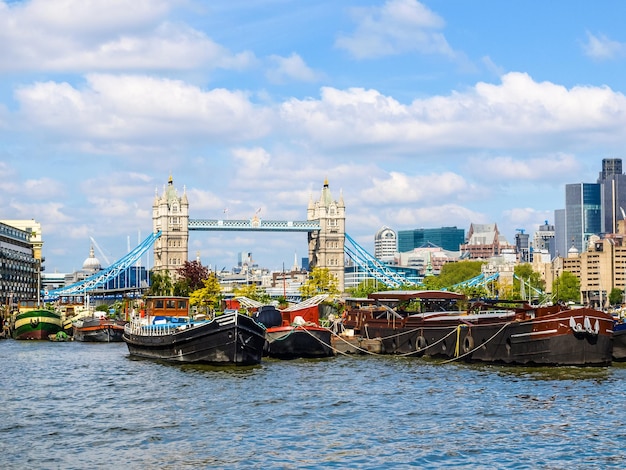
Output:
124,321,180,337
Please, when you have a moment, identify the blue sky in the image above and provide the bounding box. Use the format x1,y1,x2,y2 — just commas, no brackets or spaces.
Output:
2,0,626,274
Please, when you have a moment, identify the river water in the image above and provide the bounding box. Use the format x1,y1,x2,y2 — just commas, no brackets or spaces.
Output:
1,339,625,469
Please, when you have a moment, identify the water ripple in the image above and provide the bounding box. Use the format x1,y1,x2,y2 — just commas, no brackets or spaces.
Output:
1,341,625,469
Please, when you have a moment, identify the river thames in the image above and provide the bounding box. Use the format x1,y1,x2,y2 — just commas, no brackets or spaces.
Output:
1,339,625,469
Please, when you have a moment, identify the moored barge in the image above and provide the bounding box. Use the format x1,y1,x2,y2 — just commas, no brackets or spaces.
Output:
342,291,613,366
123,296,266,366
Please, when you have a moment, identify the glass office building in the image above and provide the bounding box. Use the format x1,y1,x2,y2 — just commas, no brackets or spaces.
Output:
565,183,601,253
398,227,464,253
598,158,626,234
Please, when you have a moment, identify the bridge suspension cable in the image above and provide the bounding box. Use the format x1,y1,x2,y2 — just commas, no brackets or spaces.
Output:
450,272,500,290
344,233,416,288
46,231,162,300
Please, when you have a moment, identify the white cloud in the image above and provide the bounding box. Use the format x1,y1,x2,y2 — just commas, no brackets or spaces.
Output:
335,0,454,59
393,204,486,228
15,74,273,143
501,207,554,234
79,172,155,199
266,53,323,84
0,0,255,72
360,171,472,205
187,188,224,213
23,177,65,199
280,72,626,153
481,56,505,77
582,32,626,61
232,147,271,174
8,200,73,226
465,154,583,183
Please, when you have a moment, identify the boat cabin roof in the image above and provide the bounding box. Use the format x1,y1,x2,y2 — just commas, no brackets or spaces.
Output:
145,296,190,317
367,290,465,302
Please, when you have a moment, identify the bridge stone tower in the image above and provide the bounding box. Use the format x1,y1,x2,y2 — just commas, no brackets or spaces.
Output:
152,175,189,277
307,179,346,292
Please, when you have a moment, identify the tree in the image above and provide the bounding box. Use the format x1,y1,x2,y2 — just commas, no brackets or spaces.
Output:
421,275,443,291
609,288,624,306
233,284,272,304
512,263,545,300
189,273,222,314
147,270,174,296
436,261,485,289
456,284,490,299
299,267,340,299
174,260,210,296
346,279,388,298
553,271,580,304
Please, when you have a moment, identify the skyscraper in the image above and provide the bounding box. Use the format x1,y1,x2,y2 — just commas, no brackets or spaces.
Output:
564,183,601,252
374,226,397,261
598,158,626,234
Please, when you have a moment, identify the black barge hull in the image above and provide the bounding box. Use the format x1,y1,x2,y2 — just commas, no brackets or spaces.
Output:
265,326,334,359
123,312,266,366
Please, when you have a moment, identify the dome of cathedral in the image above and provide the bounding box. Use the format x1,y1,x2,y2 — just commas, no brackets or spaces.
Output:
83,245,101,272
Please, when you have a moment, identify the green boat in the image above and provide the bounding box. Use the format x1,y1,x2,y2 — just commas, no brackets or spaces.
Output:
13,308,62,340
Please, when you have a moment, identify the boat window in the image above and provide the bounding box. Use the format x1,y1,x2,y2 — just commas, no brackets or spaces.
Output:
155,300,164,309
166,300,176,309
178,300,187,309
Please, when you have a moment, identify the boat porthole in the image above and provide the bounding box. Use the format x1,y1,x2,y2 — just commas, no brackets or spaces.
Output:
416,336,428,350
463,336,474,353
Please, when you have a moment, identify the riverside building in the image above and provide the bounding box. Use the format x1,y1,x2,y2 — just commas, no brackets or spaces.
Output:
0,220,42,307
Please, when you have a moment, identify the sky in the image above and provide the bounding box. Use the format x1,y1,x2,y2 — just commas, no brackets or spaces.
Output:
2,0,626,274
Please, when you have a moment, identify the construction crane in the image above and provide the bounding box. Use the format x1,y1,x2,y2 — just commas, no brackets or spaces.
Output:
89,236,111,266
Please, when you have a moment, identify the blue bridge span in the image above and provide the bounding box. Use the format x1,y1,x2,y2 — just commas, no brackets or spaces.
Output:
49,218,514,299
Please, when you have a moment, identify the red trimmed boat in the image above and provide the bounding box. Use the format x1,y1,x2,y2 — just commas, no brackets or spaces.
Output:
342,291,613,366
73,314,126,342
254,295,334,359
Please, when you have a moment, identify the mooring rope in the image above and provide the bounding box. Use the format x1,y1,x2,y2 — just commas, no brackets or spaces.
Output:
329,329,382,356
297,325,354,356
396,326,459,357
439,321,513,364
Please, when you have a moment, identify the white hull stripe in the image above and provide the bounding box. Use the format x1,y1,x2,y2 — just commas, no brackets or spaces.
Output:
510,329,558,338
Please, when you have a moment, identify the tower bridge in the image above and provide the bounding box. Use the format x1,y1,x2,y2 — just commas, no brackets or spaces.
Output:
188,219,320,232
153,176,347,291
47,176,417,299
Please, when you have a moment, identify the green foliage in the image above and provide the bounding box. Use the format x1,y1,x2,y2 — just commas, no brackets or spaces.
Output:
512,263,545,299
425,261,484,290
173,260,210,297
233,284,272,304
299,267,340,299
95,304,109,312
553,271,580,303
421,275,443,290
346,279,388,298
147,270,174,296
609,288,624,306
189,273,222,313
456,284,490,299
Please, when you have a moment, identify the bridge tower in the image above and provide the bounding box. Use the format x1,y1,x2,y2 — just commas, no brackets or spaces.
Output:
307,179,345,292
152,175,189,277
